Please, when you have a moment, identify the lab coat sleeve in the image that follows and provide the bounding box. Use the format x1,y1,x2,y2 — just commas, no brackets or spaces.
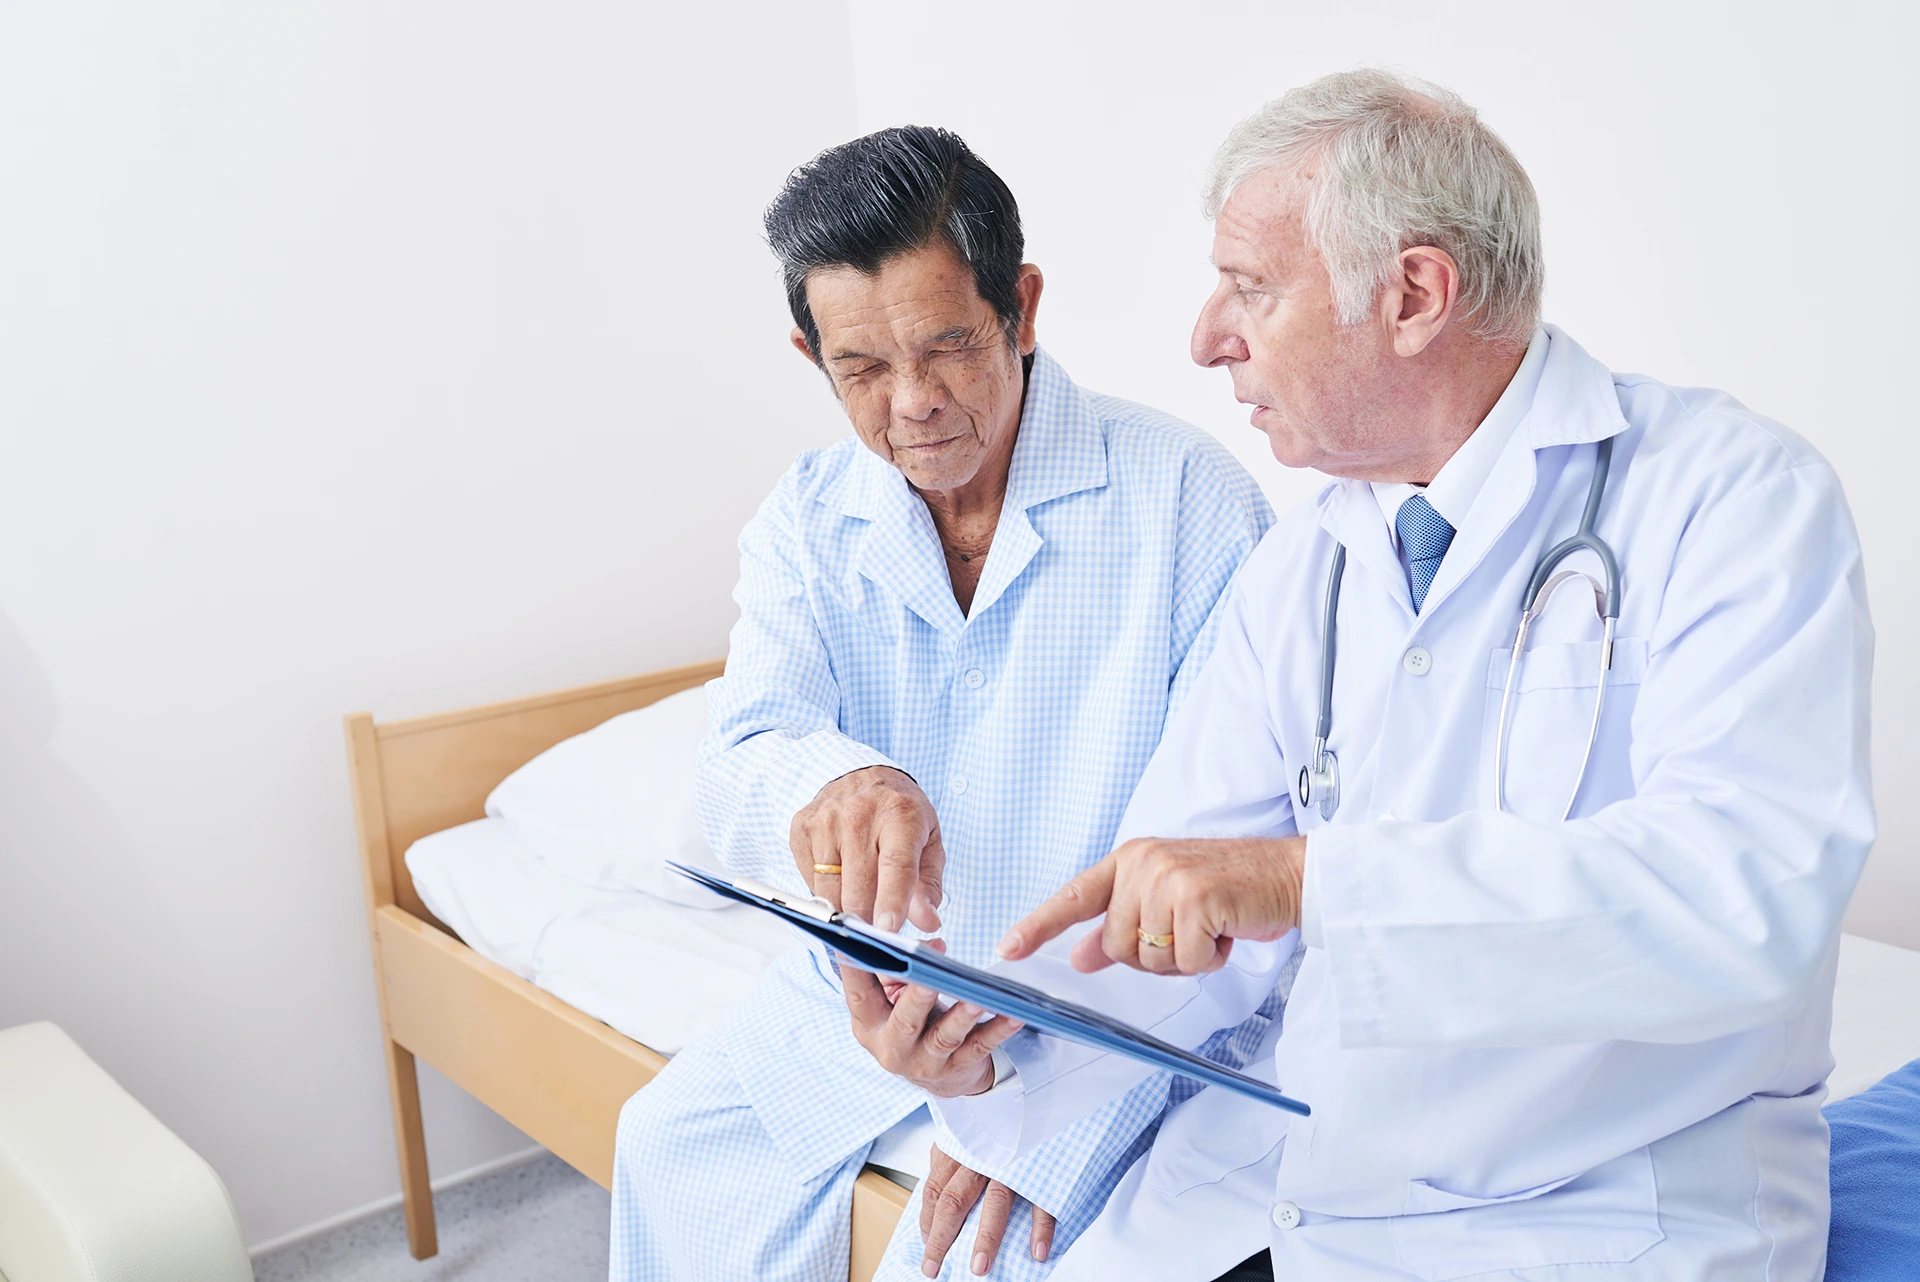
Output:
1163,444,1277,717
933,571,1302,1165
1310,460,1875,1049
1121,552,1301,845
695,467,899,897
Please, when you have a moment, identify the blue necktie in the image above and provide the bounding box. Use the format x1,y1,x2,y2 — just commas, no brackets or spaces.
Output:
1396,494,1455,614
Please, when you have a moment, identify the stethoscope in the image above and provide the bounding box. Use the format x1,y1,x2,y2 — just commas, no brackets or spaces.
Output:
1297,436,1622,824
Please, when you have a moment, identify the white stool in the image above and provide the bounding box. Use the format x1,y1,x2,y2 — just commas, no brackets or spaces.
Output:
0,1022,251,1282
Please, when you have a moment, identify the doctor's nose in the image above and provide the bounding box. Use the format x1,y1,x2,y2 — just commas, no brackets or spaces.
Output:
1192,290,1249,368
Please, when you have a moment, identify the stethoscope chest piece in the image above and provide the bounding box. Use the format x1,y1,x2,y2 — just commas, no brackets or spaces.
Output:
1298,741,1339,821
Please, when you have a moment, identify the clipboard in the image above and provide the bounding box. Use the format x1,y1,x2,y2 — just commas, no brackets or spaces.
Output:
669,862,1309,1117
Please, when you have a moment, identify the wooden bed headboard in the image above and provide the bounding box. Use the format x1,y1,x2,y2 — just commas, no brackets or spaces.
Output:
344,659,726,930
343,656,912,1276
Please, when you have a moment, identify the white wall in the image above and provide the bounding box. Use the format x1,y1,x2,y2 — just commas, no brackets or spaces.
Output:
846,0,1920,945
4,0,1915,1254
0,0,854,1245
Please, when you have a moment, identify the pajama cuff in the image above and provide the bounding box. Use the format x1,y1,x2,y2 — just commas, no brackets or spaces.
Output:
773,731,902,833
931,1060,1026,1173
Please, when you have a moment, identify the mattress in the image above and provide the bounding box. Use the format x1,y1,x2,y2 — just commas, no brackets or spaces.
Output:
405,816,802,1053
405,818,936,1180
1831,932,1920,1101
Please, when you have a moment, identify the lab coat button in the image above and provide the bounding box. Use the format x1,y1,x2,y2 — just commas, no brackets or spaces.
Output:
1402,646,1433,675
964,668,985,689
950,775,969,796
1271,1200,1301,1230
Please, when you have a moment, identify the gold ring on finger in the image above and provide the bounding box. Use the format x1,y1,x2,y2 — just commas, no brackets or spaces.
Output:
814,863,843,875
1137,929,1174,949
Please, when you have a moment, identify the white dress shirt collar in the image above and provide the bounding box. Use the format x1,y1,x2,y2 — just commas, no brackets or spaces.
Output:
1371,327,1549,548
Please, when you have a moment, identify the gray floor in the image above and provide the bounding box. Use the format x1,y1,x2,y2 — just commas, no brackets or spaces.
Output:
253,1155,609,1282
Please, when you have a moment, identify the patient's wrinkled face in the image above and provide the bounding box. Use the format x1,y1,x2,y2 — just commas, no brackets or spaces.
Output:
799,242,1036,500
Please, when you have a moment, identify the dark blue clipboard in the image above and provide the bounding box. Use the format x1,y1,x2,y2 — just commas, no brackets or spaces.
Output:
669,861,1309,1117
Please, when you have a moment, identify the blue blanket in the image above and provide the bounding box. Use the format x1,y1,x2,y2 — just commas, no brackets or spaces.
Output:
1826,1056,1920,1279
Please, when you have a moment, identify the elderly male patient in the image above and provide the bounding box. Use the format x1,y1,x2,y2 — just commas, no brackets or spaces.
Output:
608,126,1273,1281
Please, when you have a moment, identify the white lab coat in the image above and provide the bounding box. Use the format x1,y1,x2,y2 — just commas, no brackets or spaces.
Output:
937,327,1873,1280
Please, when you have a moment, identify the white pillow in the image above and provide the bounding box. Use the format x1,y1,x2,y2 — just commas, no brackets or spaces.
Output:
485,685,729,909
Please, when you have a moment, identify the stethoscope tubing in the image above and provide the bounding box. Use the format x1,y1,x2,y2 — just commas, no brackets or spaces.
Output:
1521,436,1621,620
1305,436,1623,824
1297,544,1347,822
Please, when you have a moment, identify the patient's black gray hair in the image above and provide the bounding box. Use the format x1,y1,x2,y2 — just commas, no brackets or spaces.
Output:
765,125,1025,362
1207,69,1543,346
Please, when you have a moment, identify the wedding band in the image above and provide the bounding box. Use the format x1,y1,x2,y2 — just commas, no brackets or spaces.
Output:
814,863,843,875
1137,929,1174,949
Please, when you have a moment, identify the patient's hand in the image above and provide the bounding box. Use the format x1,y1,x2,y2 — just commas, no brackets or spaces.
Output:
918,1146,1055,1278
842,968,1019,1098
879,938,946,1004
792,766,945,933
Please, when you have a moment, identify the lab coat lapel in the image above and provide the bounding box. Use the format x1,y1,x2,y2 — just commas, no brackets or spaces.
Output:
1317,480,1413,618
1413,327,1630,619
966,349,1107,623
1413,427,1538,619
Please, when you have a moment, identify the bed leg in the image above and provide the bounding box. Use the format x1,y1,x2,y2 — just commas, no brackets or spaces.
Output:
383,1039,437,1259
849,1169,910,1282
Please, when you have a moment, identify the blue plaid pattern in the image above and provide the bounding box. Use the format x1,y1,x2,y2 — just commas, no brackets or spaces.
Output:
1395,493,1455,613
872,956,1301,1280
610,349,1272,1280
613,1016,868,1280
871,1116,1162,1282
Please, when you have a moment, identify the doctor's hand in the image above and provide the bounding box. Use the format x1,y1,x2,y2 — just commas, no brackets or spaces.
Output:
792,766,946,933
841,967,1022,1098
918,1146,1056,1278
998,836,1307,975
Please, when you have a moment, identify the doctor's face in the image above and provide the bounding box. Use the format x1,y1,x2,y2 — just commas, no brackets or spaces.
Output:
796,243,1042,501
1191,165,1406,479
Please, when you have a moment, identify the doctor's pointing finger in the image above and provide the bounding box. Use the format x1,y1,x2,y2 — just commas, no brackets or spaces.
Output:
999,835,1308,974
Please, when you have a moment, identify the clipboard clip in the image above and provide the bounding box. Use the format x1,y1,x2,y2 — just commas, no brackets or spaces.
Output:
707,870,910,975
728,874,837,923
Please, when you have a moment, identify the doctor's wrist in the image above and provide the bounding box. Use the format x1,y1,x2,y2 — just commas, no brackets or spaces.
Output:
1298,835,1323,948
960,1054,998,1097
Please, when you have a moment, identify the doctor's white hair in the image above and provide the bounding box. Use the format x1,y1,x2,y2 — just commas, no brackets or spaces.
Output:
1205,69,1543,346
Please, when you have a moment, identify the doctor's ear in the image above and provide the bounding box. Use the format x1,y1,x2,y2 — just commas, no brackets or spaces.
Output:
1385,245,1461,358
790,326,821,365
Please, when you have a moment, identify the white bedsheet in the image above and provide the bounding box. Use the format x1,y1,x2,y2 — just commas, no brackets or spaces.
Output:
1831,931,1920,1100
405,818,798,1055
405,818,942,1180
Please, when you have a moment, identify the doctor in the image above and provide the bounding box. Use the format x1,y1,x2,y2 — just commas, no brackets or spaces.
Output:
880,69,1875,1280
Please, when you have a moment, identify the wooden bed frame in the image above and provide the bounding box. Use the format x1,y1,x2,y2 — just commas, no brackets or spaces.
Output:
345,659,910,1280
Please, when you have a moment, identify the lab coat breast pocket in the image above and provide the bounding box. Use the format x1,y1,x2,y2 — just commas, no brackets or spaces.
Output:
1483,638,1648,820
1387,1144,1663,1280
